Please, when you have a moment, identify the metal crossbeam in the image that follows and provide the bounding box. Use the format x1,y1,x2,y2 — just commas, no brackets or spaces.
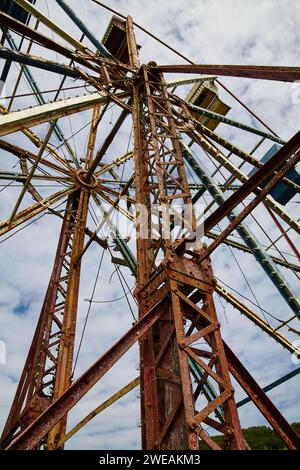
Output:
0,47,80,78
216,284,300,356
182,143,300,321
55,0,112,58
198,130,300,235
0,92,111,136
1,10,299,452
184,100,285,145
13,0,91,53
56,377,139,448
155,64,300,82
6,307,160,450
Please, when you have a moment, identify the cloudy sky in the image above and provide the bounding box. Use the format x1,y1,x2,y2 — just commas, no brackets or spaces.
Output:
0,0,299,450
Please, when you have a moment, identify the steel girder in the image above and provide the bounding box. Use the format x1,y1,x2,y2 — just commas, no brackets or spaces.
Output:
181,143,300,320
131,60,245,449
0,8,299,452
0,92,109,136
0,190,89,449
154,64,300,82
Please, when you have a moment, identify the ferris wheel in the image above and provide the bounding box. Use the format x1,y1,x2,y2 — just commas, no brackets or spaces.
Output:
0,0,300,450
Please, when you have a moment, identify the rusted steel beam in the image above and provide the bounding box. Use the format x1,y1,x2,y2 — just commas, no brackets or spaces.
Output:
0,12,100,73
198,149,300,276
168,280,199,450
154,64,300,82
0,139,71,176
131,61,157,449
183,295,300,450
0,182,108,445
56,377,139,448
0,195,78,449
131,82,153,288
131,58,245,449
165,254,245,449
0,47,80,78
203,130,300,235
0,92,116,137
47,189,90,449
126,16,139,70
86,108,129,179
216,284,300,356
132,251,246,450
88,106,103,159
224,344,300,450
0,186,77,237
132,64,199,449
47,105,102,448
6,306,160,450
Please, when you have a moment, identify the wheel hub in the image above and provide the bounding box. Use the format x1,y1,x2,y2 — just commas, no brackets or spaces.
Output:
74,169,99,190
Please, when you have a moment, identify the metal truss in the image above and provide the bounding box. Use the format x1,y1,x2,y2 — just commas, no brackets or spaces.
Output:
0,2,299,452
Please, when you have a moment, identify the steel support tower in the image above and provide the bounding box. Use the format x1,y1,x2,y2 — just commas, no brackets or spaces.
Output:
0,0,299,450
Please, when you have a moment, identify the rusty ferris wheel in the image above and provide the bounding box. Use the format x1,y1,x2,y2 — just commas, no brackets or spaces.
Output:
0,0,300,450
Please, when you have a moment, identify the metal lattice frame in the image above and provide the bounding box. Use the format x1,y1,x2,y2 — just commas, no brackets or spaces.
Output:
0,0,299,450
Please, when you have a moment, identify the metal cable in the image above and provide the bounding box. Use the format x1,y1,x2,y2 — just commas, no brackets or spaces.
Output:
86,291,132,303
72,247,106,375
0,84,88,101
215,276,284,323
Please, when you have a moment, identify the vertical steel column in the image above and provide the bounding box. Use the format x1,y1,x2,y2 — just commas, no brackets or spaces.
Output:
47,188,89,449
1,96,97,447
131,67,196,449
128,18,245,448
165,254,246,450
128,17,157,449
46,104,100,448
0,193,80,448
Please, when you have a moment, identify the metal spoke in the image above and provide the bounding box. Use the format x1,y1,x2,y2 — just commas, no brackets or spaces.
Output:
1,6,299,452
11,0,92,54
0,185,77,237
0,139,72,176
9,120,58,223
